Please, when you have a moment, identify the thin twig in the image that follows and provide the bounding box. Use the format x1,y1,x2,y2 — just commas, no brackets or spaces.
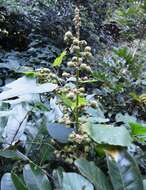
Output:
10,110,31,145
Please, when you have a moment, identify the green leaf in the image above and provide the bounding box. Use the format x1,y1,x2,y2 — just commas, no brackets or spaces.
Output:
129,122,146,136
60,94,87,110
0,110,14,117
11,173,28,190
75,159,112,190
24,71,36,78
53,51,66,67
0,150,28,161
47,123,74,143
23,163,52,190
107,150,144,190
0,150,19,159
39,143,54,163
129,122,146,142
1,173,16,190
83,122,132,147
62,172,94,190
34,102,49,112
113,47,134,65
53,167,64,189
59,94,74,109
116,113,136,125
143,180,146,190
0,76,58,101
78,96,87,107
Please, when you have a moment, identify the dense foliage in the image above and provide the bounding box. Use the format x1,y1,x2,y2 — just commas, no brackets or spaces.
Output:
0,0,146,189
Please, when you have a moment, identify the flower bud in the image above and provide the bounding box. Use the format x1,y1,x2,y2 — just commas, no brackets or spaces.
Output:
62,72,70,77
84,52,93,59
79,87,85,92
86,66,91,72
62,88,69,93
83,76,88,80
72,45,80,53
78,58,83,63
72,56,78,62
84,146,90,153
90,100,97,108
80,40,87,46
84,46,91,52
65,119,72,125
51,73,57,78
80,63,87,70
73,38,79,46
64,36,68,42
65,31,73,38
67,92,75,99
67,61,75,67
65,158,74,164
58,118,64,123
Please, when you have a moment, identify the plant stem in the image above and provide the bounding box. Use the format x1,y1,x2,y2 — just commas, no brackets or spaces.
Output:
75,65,79,131
74,4,80,132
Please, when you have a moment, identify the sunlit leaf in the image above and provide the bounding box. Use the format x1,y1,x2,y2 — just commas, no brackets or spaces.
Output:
143,180,146,190
62,172,94,190
23,163,52,190
60,94,87,110
75,159,112,190
11,173,28,190
53,51,66,67
129,122,146,136
0,150,28,160
2,104,28,145
1,173,16,190
107,149,144,190
47,123,74,143
129,122,146,142
83,122,132,147
0,76,57,101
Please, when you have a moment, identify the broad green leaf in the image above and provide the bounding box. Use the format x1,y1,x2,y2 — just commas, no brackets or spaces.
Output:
62,172,94,190
113,47,134,65
129,122,146,142
78,96,87,107
0,82,57,100
11,173,28,190
83,122,132,147
86,107,109,123
1,173,16,190
0,76,57,101
53,51,66,67
107,149,144,190
75,159,112,190
0,102,9,129
34,102,49,112
79,79,98,84
23,163,52,190
60,94,87,110
24,71,37,78
2,104,28,145
116,113,136,125
39,143,54,163
143,180,146,190
0,150,28,160
129,122,146,135
53,167,64,189
47,123,74,143
0,150,19,159
59,94,74,109
0,110,14,117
